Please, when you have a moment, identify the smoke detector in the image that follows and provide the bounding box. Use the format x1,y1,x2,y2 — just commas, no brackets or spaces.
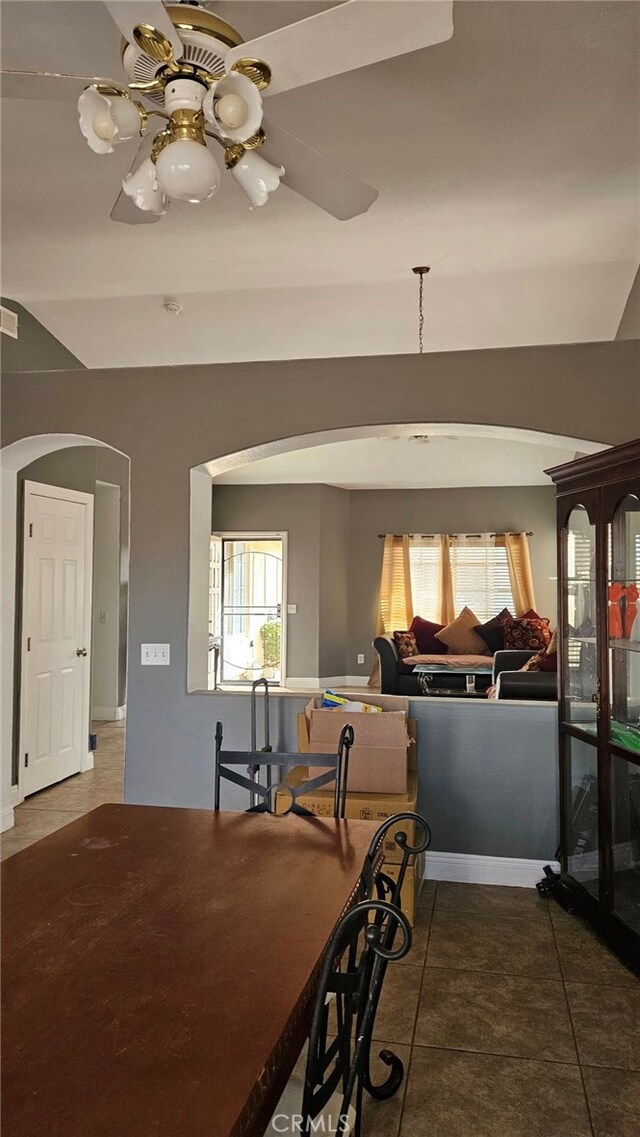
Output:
163,298,183,316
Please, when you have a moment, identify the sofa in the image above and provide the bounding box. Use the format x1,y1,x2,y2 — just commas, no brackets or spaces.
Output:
373,637,557,700
373,635,493,696
492,650,557,700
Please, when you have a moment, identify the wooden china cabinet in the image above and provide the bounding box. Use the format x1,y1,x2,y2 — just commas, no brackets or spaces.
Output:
547,439,640,967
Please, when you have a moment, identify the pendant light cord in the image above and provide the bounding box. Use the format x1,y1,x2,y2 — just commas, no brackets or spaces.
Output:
412,266,430,354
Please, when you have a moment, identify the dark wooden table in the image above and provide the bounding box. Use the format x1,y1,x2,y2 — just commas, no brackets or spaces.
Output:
2,804,377,1137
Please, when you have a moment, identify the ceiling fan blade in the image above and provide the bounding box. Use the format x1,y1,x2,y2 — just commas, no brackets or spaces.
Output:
103,1,183,64
0,70,110,101
261,119,377,220
110,135,162,224
226,0,453,97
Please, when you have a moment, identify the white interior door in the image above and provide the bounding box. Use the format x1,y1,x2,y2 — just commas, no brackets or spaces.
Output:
20,482,94,797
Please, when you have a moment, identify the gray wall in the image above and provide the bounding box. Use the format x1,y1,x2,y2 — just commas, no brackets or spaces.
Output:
347,484,558,679
2,339,638,814
318,486,350,678
1,298,85,372
617,267,640,339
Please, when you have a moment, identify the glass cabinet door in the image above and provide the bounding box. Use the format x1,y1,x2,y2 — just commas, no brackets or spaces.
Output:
611,752,640,931
565,735,600,898
562,505,598,734
609,494,640,757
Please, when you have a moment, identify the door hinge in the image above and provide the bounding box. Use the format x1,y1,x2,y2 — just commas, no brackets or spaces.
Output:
28,522,33,537
27,637,31,652
24,753,29,768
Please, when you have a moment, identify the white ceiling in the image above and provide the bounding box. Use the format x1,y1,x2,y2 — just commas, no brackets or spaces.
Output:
1,1,639,368
213,431,585,489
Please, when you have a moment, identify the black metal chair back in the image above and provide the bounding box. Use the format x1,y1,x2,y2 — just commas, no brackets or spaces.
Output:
357,810,432,1103
214,721,354,819
286,899,411,1136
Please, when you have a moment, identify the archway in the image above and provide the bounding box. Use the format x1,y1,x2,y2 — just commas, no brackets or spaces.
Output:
1,434,130,831
188,423,606,692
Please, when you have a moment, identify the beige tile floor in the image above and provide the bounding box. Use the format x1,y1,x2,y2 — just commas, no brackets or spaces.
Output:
371,881,640,1137
1,720,124,860
2,736,639,1136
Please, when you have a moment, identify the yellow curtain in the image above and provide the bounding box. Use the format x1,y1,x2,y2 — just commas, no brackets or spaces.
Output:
376,534,414,634
369,535,414,687
503,532,536,615
438,535,456,625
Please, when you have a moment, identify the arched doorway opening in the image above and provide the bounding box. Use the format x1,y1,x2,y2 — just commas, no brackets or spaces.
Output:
1,434,130,833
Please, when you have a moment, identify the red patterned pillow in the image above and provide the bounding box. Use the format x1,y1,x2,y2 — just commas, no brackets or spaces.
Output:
504,618,552,652
410,616,447,655
393,630,419,660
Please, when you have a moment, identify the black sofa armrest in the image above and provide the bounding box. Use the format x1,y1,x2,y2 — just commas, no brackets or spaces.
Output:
496,671,557,700
373,635,400,695
493,650,536,681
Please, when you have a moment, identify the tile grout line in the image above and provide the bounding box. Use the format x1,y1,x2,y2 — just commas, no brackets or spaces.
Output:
394,880,438,1137
548,905,596,1137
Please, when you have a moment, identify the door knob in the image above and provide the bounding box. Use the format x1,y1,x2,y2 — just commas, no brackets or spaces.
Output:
76,648,88,657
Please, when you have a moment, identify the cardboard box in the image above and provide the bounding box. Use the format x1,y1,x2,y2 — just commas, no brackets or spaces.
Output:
277,766,418,864
298,695,412,794
380,851,426,927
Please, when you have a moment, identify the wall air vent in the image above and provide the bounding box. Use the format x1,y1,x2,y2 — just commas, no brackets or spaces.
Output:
0,305,18,339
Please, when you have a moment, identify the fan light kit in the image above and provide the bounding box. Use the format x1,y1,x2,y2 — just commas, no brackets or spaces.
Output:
3,1,453,225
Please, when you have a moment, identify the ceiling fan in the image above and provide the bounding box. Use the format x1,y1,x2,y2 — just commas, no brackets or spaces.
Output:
1,1,454,224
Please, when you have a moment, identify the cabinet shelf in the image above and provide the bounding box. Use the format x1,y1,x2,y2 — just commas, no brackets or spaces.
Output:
610,638,640,651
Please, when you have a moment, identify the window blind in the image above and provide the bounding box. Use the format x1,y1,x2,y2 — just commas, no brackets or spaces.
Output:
409,536,517,624
450,544,515,624
409,542,441,621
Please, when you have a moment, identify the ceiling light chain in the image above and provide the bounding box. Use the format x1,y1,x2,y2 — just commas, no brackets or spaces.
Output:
412,265,430,354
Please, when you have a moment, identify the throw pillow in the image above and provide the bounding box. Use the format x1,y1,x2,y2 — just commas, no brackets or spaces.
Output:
435,607,488,655
504,617,552,652
474,607,514,654
393,630,419,660
539,628,558,672
410,615,447,655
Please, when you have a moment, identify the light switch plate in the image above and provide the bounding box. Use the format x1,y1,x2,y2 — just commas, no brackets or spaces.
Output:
287,603,297,614
141,643,170,666
357,653,365,664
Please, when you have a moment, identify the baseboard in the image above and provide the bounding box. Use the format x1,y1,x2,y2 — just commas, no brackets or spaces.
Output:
1,805,15,833
285,677,372,691
81,751,94,773
285,676,347,690
91,704,126,721
10,784,20,806
425,851,561,888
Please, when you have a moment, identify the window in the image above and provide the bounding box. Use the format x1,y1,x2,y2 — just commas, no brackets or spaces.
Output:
409,541,441,621
450,544,514,623
409,535,516,624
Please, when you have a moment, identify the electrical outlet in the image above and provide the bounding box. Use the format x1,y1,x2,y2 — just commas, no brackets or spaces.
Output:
357,653,365,665
287,603,297,614
141,643,170,666
99,610,108,624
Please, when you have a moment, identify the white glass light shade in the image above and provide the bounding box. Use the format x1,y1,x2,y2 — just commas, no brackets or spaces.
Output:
122,157,168,215
230,151,285,209
155,139,220,203
78,87,142,154
202,73,263,143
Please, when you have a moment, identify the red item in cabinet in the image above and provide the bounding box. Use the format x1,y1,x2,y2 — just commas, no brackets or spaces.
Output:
624,583,639,640
608,582,625,638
